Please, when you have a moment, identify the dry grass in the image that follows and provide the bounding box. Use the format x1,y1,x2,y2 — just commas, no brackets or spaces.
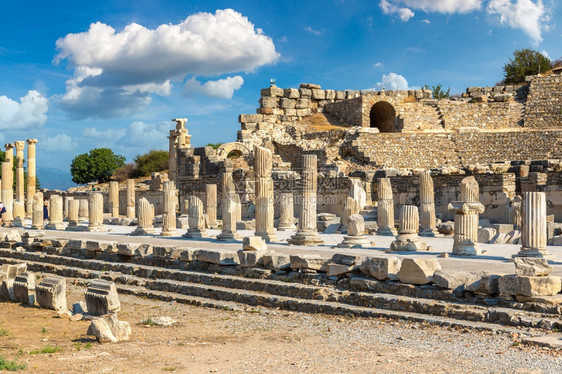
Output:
402,96,417,103
296,113,346,132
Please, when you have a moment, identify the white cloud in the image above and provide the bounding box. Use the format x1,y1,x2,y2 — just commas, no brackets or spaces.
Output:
488,0,546,44
398,0,483,13
541,50,550,59
422,19,431,24
380,0,415,21
82,127,126,139
43,134,77,152
304,26,324,35
375,72,410,90
124,121,170,147
54,9,279,119
185,76,244,99
373,62,383,68
0,90,48,130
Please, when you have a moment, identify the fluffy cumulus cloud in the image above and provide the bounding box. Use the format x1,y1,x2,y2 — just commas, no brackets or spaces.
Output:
488,0,546,44
0,90,48,130
83,121,170,148
375,73,410,90
379,0,415,21
185,76,244,99
54,9,279,119
43,134,77,152
82,127,126,139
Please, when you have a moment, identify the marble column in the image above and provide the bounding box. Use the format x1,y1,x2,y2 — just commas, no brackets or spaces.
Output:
31,193,44,230
205,184,218,229
161,184,177,237
14,141,25,204
12,201,25,227
45,195,65,230
288,154,324,245
419,171,438,236
168,130,178,184
254,146,278,242
184,195,207,238
217,171,241,241
516,192,552,258
87,193,105,232
63,196,74,220
132,197,155,235
66,199,80,230
390,205,427,251
78,199,89,222
0,161,13,225
26,139,37,218
341,196,360,233
277,192,296,231
376,178,397,236
126,179,135,219
337,214,371,248
510,195,523,229
109,181,119,218
448,176,485,256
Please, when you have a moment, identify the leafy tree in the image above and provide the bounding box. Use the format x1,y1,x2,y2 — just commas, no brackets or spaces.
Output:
503,49,552,84
206,143,223,150
422,83,450,99
132,150,169,178
70,148,126,184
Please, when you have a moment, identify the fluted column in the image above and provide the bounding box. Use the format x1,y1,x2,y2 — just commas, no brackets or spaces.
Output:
78,199,89,222
126,179,135,219
419,171,438,236
461,176,479,202
14,141,25,204
288,154,323,245
161,184,177,237
376,178,396,236
278,192,296,231
63,196,73,220
87,193,105,231
183,195,207,238
217,171,240,241
516,192,552,258
45,195,64,230
390,205,426,251
132,197,155,235
67,200,79,228
205,184,218,229
341,196,360,233
254,146,278,242
510,195,523,229
26,139,37,217
1,161,13,225
31,193,44,230
168,130,178,184
109,181,119,218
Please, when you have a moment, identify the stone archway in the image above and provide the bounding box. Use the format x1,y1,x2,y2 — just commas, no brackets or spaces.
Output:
217,142,251,160
369,101,397,132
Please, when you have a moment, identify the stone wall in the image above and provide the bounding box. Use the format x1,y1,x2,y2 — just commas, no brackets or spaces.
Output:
524,74,562,128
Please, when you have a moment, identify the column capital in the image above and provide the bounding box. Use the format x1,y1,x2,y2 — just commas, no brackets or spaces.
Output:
5,143,14,150
172,118,188,130
14,141,25,151
26,138,38,145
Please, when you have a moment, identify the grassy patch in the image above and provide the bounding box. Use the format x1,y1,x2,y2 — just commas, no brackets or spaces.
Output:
29,345,63,355
41,327,47,334
0,327,9,337
141,316,155,326
0,355,27,371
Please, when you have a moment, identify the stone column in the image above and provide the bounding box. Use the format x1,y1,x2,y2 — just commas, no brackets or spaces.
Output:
26,139,37,217
390,205,427,251
87,193,105,232
126,179,135,219
376,178,397,236
12,201,25,227
31,197,44,230
217,171,241,241
337,214,371,248
66,199,80,230
516,192,552,258
254,146,278,242
0,161,13,225
168,130,178,184
341,196,360,233
63,196,74,220
109,181,119,218
78,199,89,222
278,192,296,231
419,171,438,236
161,184,177,237
14,141,25,204
45,195,65,230
448,176,485,256
288,154,324,245
205,184,218,229
510,195,523,229
349,178,366,211
132,197,155,235
183,195,207,238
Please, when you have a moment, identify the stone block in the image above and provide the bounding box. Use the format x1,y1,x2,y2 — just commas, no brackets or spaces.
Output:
299,88,312,97
86,240,116,253
242,236,268,251
87,314,131,343
5,229,21,243
490,232,509,244
51,239,69,247
1,263,27,278
238,114,264,123
432,269,473,290
296,98,310,108
237,220,255,230
36,276,67,312
261,86,284,97
116,243,152,257
478,228,496,243
0,278,14,301
67,239,83,250
514,257,552,276
491,224,514,234
85,279,121,316
289,255,327,271
280,98,296,109
311,89,326,100
438,222,454,235
464,273,500,295
326,264,353,277
498,275,561,296
237,250,275,267
13,272,35,305
330,253,360,266
260,96,279,108
284,88,300,98
397,258,441,285
196,250,239,265
153,246,181,259
359,257,401,280
262,254,290,270
179,248,196,262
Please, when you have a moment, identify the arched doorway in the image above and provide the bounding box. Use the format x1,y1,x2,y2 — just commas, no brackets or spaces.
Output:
369,101,397,132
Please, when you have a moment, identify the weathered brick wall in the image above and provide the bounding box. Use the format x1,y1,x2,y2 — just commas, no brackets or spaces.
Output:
524,74,562,128
439,101,524,129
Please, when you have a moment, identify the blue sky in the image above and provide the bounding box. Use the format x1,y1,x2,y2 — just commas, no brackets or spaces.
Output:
0,0,560,173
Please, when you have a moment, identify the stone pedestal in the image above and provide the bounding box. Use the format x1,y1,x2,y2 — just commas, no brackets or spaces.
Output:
87,193,106,232
515,192,553,258
376,178,397,236
288,154,323,245
419,171,439,236
132,197,155,235
254,146,278,242
205,184,218,229
390,205,427,251
109,181,119,218
31,200,44,230
36,276,67,312
337,214,371,248
126,179,135,219
45,195,65,230
184,195,207,238
26,139,37,218
217,171,241,241
85,279,120,316
161,186,177,237
12,201,25,227
449,177,485,256
277,192,296,231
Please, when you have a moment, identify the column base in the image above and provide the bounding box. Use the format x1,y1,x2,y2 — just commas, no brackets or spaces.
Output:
183,229,208,239
336,235,372,248
419,228,440,237
390,235,427,251
12,218,24,227
65,225,87,232
217,231,241,241
30,224,43,230
45,223,66,230
513,247,555,259
376,227,397,236
131,227,156,235
86,225,107,232
161,229,178,237
452,241,483,256
287,230,324,246
255,231,279,243
277,223,296,231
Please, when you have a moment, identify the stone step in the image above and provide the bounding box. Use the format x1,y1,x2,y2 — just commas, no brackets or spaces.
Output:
1,250,561,331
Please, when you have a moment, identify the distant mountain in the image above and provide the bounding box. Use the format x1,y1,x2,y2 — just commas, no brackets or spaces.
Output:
37,167,76,191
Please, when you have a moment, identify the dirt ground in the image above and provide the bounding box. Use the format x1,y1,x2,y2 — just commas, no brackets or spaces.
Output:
0,283,560,374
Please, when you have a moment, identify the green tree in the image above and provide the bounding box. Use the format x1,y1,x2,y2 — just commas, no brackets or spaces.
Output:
70,148,126,184
132,150,169,178
422,83,450,99
503,49,552,84
206,142,223,150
